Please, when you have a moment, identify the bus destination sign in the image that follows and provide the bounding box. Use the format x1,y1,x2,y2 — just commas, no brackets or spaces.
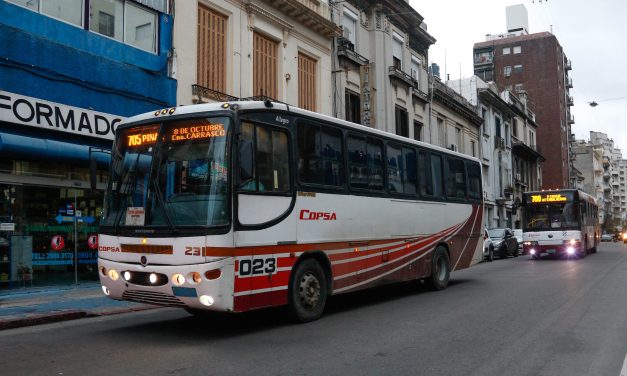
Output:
530,193,569,203
169,123,225,142
125,123,226,147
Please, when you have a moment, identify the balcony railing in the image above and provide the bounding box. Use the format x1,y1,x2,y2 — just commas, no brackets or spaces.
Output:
192,84,238,103
494,136,506,150
566,76,573,88
388,66,415,87
568,113,575,124
337,38,369,66
565,59,572,70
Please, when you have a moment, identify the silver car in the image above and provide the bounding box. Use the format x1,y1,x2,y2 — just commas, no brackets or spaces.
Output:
513,229,523,254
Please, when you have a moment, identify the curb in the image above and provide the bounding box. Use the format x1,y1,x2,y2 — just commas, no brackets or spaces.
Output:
0,311,91,330
0,305,160,330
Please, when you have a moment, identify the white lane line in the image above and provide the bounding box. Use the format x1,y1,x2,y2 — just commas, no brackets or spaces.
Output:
621,351,627,376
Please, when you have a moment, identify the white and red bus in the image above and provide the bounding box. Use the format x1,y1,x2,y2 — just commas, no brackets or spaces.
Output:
97,101,484,322
521,189,599,259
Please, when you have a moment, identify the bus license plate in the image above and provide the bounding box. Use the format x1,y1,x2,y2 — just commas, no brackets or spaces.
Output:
547,249,556,254
172,287,197,298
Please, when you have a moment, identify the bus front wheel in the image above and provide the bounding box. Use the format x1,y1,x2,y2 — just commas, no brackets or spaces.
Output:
288,258,327,323
425,246,450,291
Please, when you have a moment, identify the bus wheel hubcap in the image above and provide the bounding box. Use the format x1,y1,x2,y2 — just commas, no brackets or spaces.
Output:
299,272,320,308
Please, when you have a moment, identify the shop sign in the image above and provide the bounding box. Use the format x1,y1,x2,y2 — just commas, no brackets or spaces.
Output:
0,223,15,231
0,90,123,141
32,251,98,265
126,207,145,226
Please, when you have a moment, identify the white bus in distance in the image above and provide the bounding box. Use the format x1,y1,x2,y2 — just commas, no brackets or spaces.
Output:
97,100,484,322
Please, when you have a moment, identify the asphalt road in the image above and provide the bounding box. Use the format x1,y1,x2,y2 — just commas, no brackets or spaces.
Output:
1,242,626,376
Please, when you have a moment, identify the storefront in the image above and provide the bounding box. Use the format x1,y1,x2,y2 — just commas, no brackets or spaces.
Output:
0,91,118,288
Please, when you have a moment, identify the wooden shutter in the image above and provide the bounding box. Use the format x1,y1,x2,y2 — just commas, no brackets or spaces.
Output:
197,5,227,92
298,53,317,111
253,32,278,99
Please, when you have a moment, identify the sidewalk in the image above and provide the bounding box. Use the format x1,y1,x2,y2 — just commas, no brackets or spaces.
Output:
0,282,158,330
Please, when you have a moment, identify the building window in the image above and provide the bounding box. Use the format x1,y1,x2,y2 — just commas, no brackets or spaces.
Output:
474,50,493,64
503,47,511,55
410,55,421,82
438,118,446,148
515,83,524,92
414,121,423,141
392,32,404,70
9,0,159,53
504,65,512,77
395,106,408,137
455,127,462,152
495,116,501,138
253,32,278,99
345,90,361,124
512,118,518,138
513,45,522,54
125,2,156,52
197,5,227,93
471,140,476,157
341,7,358,45
298,52,317,111
513,64,523,73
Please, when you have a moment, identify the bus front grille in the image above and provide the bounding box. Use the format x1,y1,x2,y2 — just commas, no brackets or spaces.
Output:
123,290,187,307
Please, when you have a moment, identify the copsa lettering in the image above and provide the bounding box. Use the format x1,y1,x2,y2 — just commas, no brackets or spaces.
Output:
299,209,337,221
98,246,121,252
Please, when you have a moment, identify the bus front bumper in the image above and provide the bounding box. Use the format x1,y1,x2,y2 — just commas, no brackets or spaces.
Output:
98,258,235,312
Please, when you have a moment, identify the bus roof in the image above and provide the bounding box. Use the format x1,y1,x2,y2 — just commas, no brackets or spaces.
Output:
119,101,482,164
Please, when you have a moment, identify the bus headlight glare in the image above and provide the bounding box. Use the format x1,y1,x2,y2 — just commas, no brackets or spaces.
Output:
567,247,575,255
108,269,119,281
569,239,576,245
199,295,214,306
172,273,185,286
530,249,536,255
123,271,131,281
149,273,158,284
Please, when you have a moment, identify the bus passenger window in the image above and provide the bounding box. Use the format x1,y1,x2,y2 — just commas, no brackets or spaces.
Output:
431,154,444,197
347,136,368,189
297,122,344,187
466,162,481,199
239,121,290,193
418,151,433,196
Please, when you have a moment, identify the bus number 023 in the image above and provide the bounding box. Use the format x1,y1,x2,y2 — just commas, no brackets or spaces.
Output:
239,258,277,276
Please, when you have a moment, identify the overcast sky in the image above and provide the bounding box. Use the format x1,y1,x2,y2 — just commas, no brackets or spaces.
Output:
409,0,627,153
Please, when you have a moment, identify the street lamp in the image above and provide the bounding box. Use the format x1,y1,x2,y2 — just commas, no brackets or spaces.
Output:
588,101,598,107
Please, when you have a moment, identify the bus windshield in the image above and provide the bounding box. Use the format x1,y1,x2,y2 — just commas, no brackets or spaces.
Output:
525,202,579,231
101,117,231,228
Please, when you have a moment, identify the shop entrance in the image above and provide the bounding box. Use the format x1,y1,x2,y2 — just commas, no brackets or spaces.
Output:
0,185,102,288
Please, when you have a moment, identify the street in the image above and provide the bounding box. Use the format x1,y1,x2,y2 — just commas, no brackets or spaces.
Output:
1,242,626,376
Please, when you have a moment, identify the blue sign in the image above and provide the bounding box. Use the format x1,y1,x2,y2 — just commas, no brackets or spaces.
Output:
54,215,96,224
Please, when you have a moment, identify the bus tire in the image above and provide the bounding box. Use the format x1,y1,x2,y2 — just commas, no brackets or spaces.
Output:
288,258,327,323
425,246,450,291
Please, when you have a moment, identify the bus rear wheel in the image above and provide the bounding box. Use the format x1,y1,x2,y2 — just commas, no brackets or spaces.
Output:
425,246,450,291
288,258,327,323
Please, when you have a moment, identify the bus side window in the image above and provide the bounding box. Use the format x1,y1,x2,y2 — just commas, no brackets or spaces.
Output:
297,122,344,187
239,121,291,193
466,161,482,200
430,153,444,197
418,150,432,196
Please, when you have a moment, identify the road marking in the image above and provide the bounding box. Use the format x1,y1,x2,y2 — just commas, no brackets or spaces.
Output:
621,352,627,376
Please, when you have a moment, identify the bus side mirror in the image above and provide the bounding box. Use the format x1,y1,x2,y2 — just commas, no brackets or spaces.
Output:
239,140,254,183
89,156,98,190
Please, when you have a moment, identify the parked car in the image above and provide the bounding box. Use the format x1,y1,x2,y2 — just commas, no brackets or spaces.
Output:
601,233,613,242
513,229,523,254
487,228,519,259
483,228,494,262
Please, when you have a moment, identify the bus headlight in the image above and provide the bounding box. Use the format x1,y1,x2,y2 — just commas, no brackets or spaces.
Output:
149,273,158,284
172,273,185,286
189,272,202,284
199,295,214,306
108,269,119,281
123,271,131,281
567,247,575,255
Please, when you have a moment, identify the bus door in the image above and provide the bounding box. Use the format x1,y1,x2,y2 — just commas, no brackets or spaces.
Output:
235,120,294,309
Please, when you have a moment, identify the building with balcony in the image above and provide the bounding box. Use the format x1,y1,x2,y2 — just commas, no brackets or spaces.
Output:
472,5,573,190
330,0,435,138
588,131,624,231
0,0,175,287
572,140,606,226
175,0,340,114
447,77,529,229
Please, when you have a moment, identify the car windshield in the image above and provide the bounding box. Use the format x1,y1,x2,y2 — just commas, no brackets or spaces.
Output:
101,117,231,228
488,229,505,238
